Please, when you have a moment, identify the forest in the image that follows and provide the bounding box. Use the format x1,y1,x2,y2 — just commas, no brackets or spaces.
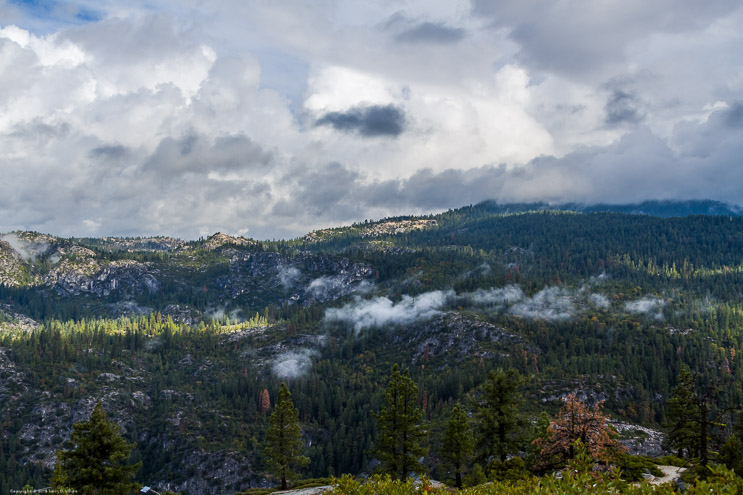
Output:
1,202,743,493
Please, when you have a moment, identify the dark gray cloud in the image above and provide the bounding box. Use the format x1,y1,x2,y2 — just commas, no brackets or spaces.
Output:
315,104,406,137
724,102,743,127
605,89,644,125
395,21,465,44
143,133,273,177
273,161,361,219
471,0,741,77
89,144,130,160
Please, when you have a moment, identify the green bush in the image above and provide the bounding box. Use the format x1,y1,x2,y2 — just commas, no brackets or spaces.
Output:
486,457,532,482
616,453,664,482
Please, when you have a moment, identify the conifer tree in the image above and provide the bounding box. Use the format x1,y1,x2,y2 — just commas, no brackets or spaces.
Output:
373,364,428,480
664,367,726,467
442,403,473,488
665,367,700,458
264,382,308,489
472,369,528,463
57,401,141,495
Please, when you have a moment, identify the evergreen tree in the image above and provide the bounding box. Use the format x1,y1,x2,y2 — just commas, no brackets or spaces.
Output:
664,367,726,467
57,401,141,495
471,369,528,463
442,403,473,488
264,382,309,489
373,364,428,480
664,367,700,459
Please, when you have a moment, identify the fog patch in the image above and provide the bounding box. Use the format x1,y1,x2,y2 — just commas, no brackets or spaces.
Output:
0,233,51,262
278,266,301,289
207,307,226,320
588,293,611,310
624,296,666,320
272,349,318,379
308,276,346,298
465,285,525,306
207,307,241,322
324,290,453,331
510,286,575,321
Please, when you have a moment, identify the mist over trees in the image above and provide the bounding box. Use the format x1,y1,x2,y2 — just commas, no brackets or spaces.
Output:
1,207,743,492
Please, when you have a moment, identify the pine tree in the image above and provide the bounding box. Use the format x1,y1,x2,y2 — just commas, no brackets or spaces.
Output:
442,403,473,488
57,401,141,495
373,364,428,480
664,367,700,459
264,383,308,489
471,369,528,463
664,367,726,467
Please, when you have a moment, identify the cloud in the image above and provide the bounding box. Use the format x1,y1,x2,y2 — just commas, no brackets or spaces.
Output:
588,293,611,310
624,296,666,319
605,89,645,125
471,0,741,79
0,233,51,262
278,266,300,289
465,285,525,306
307,276,346,298
724,102,743,127
323,284,613,331
315,104,406,137
395,21,465,44
324,290,453,331
1,3,742,240
510,286,575,321
272,349,318,379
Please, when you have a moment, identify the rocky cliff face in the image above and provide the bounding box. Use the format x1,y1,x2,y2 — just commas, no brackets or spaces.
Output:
45,255,160,297
0,231,375,320
0,239,25,286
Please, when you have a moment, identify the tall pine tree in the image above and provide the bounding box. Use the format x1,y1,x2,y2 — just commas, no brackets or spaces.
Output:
56,401,141,495
472,369,528,463
442,403,473,488
264,383,308,489
373,364,428,480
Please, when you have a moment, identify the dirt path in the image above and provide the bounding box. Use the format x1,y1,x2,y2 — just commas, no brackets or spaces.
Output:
650,465,685,485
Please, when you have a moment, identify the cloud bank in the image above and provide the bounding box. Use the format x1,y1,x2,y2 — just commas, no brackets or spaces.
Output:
0,2,742,239
324,284,614,330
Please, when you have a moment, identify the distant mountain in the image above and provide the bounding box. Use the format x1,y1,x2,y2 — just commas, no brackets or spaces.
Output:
475,199,743,218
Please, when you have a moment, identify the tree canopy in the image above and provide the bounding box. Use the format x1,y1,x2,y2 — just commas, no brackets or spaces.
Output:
373,364,428,480
264,382,309,489
56,401,140,495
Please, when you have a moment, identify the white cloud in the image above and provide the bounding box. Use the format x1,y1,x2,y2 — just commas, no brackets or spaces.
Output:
510,286,575,321
466,285,525,306
624,296,666,320
0,2,741,239
588,293,611,310
272,349,318,379
324,290,453,331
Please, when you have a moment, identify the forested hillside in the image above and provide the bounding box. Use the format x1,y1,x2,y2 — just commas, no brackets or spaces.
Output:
1,201,743,493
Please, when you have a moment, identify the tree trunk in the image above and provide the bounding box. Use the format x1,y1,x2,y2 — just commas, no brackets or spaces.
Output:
700,401,709,467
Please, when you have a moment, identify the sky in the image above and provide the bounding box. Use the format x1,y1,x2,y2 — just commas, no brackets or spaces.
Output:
1,0,742,240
